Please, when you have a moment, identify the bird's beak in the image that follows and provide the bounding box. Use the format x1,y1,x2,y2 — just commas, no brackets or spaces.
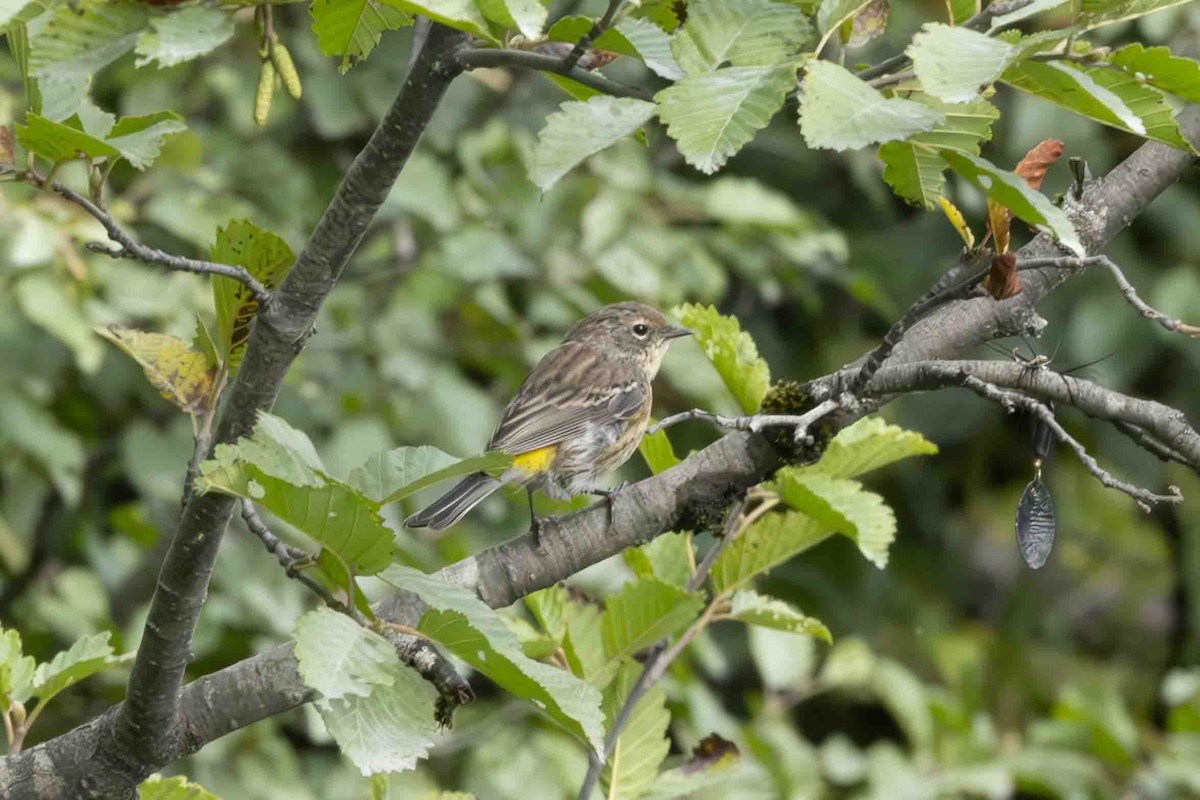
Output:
664,325,693,340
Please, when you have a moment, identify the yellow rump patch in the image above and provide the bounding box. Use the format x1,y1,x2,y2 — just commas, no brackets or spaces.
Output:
511,445,558,473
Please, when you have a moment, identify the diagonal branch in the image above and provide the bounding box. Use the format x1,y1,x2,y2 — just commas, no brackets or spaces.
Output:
29,173,273,307
455,48,654,100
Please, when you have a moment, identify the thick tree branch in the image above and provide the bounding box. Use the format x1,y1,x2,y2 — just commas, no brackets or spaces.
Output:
850,359,1200,475
455,48,654,100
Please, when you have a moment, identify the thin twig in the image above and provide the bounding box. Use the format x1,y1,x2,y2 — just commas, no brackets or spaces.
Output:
576,501,744,800
240,500,355,616
561,0,623,72
959,374,1182,510
27,171,273,307
868,69,915,90
455,48,653,100
1017,256,1200,338
844,256,985,397
648,400,841,444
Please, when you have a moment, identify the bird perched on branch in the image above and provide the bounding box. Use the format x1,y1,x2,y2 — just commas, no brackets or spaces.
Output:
405,302,692,543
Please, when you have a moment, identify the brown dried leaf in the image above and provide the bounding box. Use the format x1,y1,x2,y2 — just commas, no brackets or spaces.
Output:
985,139,1065,255
96,327,216,414
1014,138,1065,193
982,252,1021,300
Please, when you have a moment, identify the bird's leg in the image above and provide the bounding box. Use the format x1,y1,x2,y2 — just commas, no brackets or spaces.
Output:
589,481,628,526
527,488,546,551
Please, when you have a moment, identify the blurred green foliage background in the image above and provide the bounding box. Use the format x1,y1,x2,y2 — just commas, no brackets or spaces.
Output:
3,1,1200,797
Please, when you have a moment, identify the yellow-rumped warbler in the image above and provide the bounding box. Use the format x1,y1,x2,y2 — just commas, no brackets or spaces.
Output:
405,302,691,538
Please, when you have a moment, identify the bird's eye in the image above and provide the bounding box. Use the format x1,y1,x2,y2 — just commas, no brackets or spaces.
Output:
632,323,650,338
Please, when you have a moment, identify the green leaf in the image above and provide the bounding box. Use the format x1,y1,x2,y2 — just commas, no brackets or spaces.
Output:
872,658,933,750
670,0,813,76
624,532,693,588
615,17,684,80
294,608,399,699
771,469,896,568
638,427,680,474
672,303,771,413
27,631,126,707
728,589,831,643
105,111,186,170
1078,0,1192,29
529,96,657,192
0,627,36,708
95,327,215,415
0,0,32,28
810,417,938,479
317,657,441,775
946,0,977,23
877,94,998,208
379,565,606,754
546,15,641,58
1001,59,1194,151
1110,44,1200,104
939,150,1084,255
907,23,1016,103
602,661,671,800
656,62,798,175
310,0,412,73
193,315,220,370
799,60,944,151
600,578,704,672
138,774,220,800
816,0,871,36
475,0,544,39
390,0,493,41
198,414,393,577
27,0,148,120
13,110,118,165
710,511,829,596
134,7,235,69
210,220,295,375
525,584,577,644
377,450,512,506
347,445,459,504
13,110,183,170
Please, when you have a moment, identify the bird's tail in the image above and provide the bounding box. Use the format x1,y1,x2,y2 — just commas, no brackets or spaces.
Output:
404,472,503,531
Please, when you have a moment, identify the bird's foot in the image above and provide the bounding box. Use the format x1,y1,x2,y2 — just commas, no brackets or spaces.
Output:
530,515,556,552
591,482,628,526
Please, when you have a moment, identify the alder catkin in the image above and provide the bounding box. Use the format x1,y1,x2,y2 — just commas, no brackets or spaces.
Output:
270,41,302,100
255,59,276,126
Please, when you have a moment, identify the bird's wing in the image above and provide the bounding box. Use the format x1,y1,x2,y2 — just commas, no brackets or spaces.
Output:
489,342,647,455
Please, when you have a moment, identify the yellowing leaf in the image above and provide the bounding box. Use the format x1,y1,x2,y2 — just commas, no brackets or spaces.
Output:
96,327,215,414
938,196,975,249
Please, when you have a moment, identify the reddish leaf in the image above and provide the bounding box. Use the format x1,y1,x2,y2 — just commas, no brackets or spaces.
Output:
986,139,1066,254
982,252,1021,300
1014,138,1065,193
